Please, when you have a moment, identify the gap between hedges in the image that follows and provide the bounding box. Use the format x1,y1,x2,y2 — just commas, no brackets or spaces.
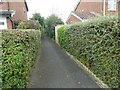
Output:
56,16,120,88
1,29,41,88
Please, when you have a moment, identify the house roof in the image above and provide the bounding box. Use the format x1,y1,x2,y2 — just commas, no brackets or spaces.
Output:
66,11,97,23
72,11,96,19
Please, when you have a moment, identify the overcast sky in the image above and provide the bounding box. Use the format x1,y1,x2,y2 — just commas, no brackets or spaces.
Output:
26,0,79,22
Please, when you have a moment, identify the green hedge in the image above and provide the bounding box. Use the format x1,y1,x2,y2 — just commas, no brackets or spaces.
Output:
0,31,2,89
17,20,42,30
1,29,41,88
57,16,120,88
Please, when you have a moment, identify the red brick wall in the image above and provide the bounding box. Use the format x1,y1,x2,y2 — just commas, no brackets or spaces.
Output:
9,2,28,21
7,18,13,29
0,2,8,10
66,14,81,24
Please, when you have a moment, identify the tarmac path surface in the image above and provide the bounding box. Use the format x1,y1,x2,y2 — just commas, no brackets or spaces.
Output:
28,36,101,88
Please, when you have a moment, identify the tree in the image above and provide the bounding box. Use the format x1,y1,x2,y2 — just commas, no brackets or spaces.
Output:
45,14,64,39
30,12,45,28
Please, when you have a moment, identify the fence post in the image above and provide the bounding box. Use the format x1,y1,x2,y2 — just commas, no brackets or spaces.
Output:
55,25,63,45
55,26,59,44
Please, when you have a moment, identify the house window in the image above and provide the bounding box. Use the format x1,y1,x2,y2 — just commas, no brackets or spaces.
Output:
0,22,4,25
108,0,116,11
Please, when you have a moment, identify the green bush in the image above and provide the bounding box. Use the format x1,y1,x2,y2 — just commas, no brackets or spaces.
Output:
0,31,2,89
57,16,120,88
17,20,41,30
2,29,41,88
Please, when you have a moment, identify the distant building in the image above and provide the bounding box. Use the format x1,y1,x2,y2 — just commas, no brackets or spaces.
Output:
0,0,28,29
66,0,119,24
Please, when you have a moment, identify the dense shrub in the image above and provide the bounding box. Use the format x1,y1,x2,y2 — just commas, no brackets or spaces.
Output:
2,29,41,88
14,21,20,29
57,16,120,88
0,31,2,88
17,20,41,30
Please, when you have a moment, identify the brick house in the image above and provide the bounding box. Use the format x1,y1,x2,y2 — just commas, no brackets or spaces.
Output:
0,0,28,29
66,0,119,24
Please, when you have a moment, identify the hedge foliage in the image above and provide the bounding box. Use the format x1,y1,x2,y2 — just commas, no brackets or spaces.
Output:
0,31,2,88
17,20,42,30
2,30,41,88
57,16,120,88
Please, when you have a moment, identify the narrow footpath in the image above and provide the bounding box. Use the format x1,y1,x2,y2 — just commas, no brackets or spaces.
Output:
28,36,101,88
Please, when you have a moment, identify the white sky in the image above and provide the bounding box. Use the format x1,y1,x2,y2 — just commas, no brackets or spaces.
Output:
26,0,79,22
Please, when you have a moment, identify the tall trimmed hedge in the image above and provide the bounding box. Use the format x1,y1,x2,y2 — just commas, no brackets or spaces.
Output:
57,16,120,88
2,30,41,88
0,31,2,88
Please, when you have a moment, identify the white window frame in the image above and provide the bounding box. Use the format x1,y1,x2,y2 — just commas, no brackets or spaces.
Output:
0,16,7,29
0,22,4,25
108,0,117,11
